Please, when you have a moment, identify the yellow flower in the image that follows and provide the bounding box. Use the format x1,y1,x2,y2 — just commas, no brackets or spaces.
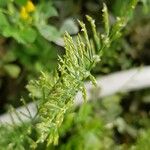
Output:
20,6,29,20
25,1,35,13
20,1,35,20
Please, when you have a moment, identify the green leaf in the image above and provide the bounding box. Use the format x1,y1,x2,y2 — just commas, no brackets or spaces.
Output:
37,24,60,42
3,26,37,44
19,27,37,43
0,12,9,28
0,0,8,7
3,26,25,43
15,0,27,6
37,2,58,19
4,64,21,78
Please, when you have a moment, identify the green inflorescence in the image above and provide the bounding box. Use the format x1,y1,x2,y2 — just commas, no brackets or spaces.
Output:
0,0,138,149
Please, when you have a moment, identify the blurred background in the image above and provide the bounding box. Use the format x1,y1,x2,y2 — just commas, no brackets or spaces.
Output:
0,0,150,149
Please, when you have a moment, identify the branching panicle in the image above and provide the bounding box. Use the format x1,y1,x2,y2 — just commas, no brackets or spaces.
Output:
0,1,138,148
32,1,137,145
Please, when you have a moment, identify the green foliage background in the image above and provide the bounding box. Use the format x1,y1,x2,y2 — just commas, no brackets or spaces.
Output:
0,0,150,149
